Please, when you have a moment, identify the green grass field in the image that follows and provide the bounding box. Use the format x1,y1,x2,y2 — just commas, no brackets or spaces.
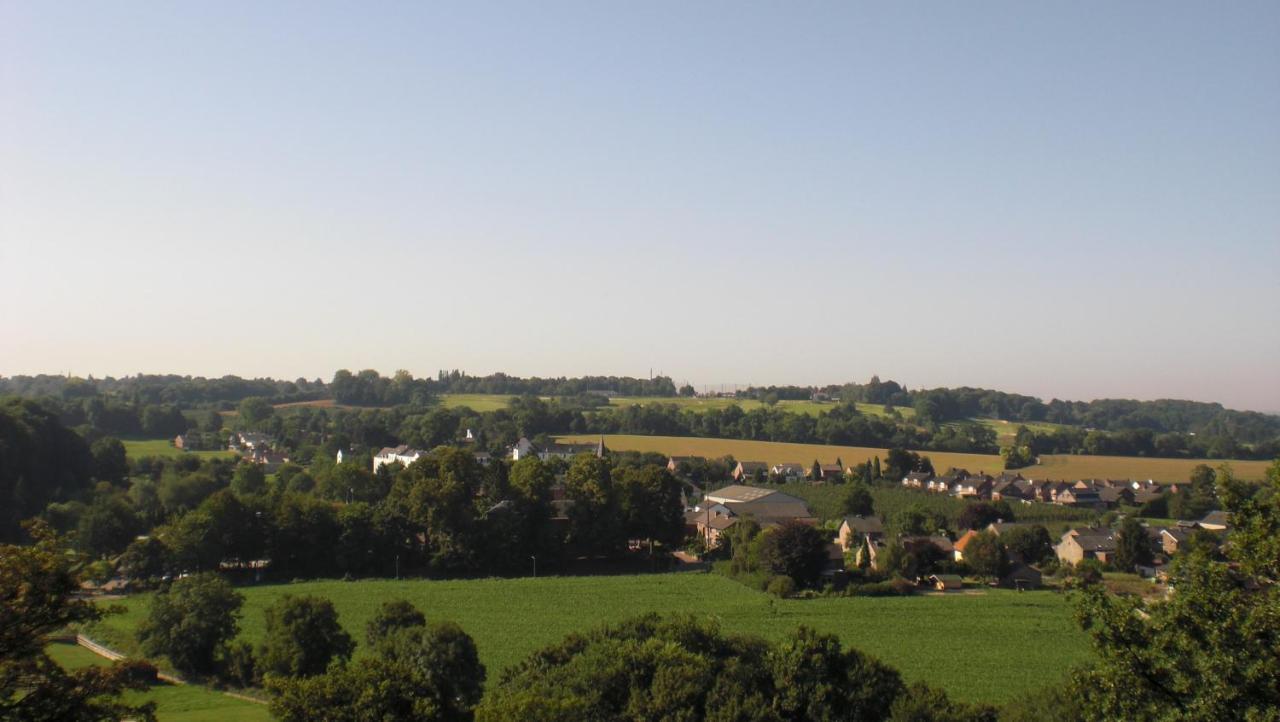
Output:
122,439,237,461
88,574,1087,706
438,393,912,420
46,641,269,722
561,434,1274,482
438,393,525,412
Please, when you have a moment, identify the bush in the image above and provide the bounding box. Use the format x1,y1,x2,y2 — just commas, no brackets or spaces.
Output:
115,659,159,685
847,578,916,597
221,640,258,687
766,575,797,598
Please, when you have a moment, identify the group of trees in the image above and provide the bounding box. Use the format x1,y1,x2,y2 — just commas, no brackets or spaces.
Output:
433,369,678,397
1068,459,1280,719
479,613,994,721
0,522,157,721
0,373,327,408
99,448,686,584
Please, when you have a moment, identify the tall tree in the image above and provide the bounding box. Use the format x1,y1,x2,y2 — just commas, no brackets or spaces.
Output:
0,522,156,721
258,595,354,679
758,521,830,589
1112,517,1153,573
1071,458,1280,719
137,572,243,675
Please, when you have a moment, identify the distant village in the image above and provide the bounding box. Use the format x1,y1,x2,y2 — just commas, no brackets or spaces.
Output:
194,430,1227,594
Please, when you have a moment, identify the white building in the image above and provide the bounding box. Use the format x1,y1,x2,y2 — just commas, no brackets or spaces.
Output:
373,445,427,472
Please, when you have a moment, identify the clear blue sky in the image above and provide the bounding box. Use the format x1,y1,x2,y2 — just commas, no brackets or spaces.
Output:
2,2,1277,411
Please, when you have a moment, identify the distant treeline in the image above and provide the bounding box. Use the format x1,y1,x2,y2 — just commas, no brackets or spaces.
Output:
741,376,1280,443
430,369,679,398
0,374,327,408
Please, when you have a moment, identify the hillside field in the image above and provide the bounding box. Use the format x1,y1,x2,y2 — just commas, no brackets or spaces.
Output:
46,642,269,722
438,393,910,419
122,439,236,461
559,434,1274,482
87,574,1087,706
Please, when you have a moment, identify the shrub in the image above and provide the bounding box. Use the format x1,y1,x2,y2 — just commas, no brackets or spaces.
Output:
221,640,258,687
767,575,797,598
115,659,159,685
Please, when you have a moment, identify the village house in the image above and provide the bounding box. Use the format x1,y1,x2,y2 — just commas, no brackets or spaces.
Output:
813,463,844,482
836,515,885,553
510,436,606,462
1197,510,1231,531
700,485,815,524
901,470,934,488
250,449,289,472
1055,527,1118,565
373,445,427,472
1000,563,1042,590
733,461,769,482
954,476,993,499
771,463,806,482
1158,527,1191,555
228,431,274,452
952,529,980,562
667,456,706,473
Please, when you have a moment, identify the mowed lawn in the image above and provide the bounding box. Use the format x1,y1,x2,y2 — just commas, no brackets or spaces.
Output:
560,434,1274,482
89,574,1088,705
122,439,236,461
46,642,269,722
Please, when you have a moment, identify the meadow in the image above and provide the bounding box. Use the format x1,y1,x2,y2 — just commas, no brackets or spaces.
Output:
560,434,1274,482
122,439,236,461
46,641,269,722
438,393,910,419
87,574,1088,706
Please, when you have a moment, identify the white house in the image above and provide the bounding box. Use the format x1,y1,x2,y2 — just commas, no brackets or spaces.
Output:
373,445,427,472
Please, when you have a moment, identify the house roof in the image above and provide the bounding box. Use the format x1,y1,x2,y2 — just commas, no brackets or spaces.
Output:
704,485,781,504
930,574,963,583
737,461,769,472
841,515,884,535
1199,510,1231,527
954,529,981,552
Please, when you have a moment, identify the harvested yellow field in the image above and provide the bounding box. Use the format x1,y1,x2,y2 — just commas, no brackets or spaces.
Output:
557,434,1274,482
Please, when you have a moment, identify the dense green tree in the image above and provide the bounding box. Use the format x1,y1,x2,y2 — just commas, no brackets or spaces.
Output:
137,572,243,675
365,599,426,649
0,398,94,542
237,397,274,428
231,463,267,497
1000,525,1053,565
75,493,139,557
258,595,354,678
119,535,171,584
0,522,156,721
140,404,188,438
1111,517,1153,573
840,483,875,517
270,620,483,722
1071,458,1280,720
563,454,619,556
957,501,1014,530
479,614,906,721
615,464,685,547
758,521,829,589
963,531,1007,582
90,437,129,485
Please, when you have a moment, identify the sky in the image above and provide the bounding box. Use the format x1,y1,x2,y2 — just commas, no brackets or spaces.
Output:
1,2,1277,411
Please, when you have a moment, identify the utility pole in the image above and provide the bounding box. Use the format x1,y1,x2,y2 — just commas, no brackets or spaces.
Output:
531,555,538,578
